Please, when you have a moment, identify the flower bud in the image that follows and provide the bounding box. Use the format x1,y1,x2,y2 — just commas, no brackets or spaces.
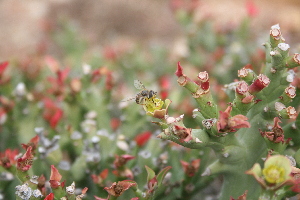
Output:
234,81,255,108
17,146,34,172
197,71,209,91
279,85,296,104
175,61,184,77
238,65,256,83
236,81,249,95
104,180,137,197
70,78,82,93
277,106,297,119
173,125,193,143
286,53,300,68
248,74,270,94
180,159,201,177
270,24,285,48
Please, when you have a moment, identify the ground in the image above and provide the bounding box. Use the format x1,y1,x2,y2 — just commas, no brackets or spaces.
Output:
0,0,300,60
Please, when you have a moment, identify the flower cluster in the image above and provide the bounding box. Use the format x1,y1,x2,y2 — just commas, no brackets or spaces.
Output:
2,1,300,199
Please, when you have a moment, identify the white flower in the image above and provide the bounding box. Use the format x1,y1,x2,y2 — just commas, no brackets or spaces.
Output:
14,82,26,97
66,182,75,195
15,183,32,200
82,63,91,75
278,43,290,51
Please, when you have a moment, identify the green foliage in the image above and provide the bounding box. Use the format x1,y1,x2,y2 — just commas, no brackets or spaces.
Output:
1,2,300,200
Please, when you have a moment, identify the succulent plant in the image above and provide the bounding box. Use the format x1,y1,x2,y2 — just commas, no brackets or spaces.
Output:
1,1,300,199
146,24,300,199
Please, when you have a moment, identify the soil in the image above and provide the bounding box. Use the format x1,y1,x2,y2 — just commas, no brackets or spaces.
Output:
0,0,300,60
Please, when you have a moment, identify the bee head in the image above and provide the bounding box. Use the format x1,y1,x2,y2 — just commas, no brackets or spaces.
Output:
148,90,157,98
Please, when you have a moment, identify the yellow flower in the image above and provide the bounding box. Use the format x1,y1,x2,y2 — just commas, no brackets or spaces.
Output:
262,155,292,184
246,155,294,191
143,98,164,114
263,165,285,184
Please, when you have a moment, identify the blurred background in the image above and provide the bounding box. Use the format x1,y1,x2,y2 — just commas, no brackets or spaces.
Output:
1,0,300,60
2,1,300,199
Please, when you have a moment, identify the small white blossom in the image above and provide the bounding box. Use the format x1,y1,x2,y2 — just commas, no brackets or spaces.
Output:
202,118,217,129
132,165,142,176
81,119,97,133
66,182,76,195
82,63,91,75
275,102,286,111
271,24,280,30
139,150,152,159
287,70,296,83
91,136,100,143
278,43,290,51
0,172,14,181
14,82,26,97
59,160,71,171
15,183,32,200
224,82,239,90
195,138,202,143
29,175,39,184
71,131,83,140
97,129,110,137
37,128,60,158
0,112,7,125
116,140,129,152
32,189,43,198
83,139,101,163
165,116,176,124
85,110,97,119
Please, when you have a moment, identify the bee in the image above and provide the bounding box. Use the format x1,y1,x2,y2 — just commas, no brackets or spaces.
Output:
122,80,157,105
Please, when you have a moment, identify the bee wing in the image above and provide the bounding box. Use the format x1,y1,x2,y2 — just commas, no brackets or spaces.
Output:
134,80,146,90
121,96,136,102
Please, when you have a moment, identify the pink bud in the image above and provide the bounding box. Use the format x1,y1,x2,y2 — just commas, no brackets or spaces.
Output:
293,53,300,65
197,71,210,91
175,62,184,77
249,74,270,94
236,81,249,95
270,24,282,40
285,85,296,98
286,106,297,119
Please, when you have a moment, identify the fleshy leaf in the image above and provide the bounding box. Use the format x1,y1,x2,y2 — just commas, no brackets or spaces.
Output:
156,166,172,187
145,165,156,183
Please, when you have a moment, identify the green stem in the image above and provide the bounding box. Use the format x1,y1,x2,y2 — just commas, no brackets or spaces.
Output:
108,196,118,200
16,170,30,183
219,170,260,200
133,188,146,199
259,189,276,200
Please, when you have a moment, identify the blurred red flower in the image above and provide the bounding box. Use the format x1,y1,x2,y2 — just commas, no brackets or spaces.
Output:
0,148,19,169
135,131,152,147
43,98,63,129
17,146,34,172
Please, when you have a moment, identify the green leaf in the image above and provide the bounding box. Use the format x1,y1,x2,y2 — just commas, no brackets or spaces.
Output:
145,165,156,183
156,166,172,187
